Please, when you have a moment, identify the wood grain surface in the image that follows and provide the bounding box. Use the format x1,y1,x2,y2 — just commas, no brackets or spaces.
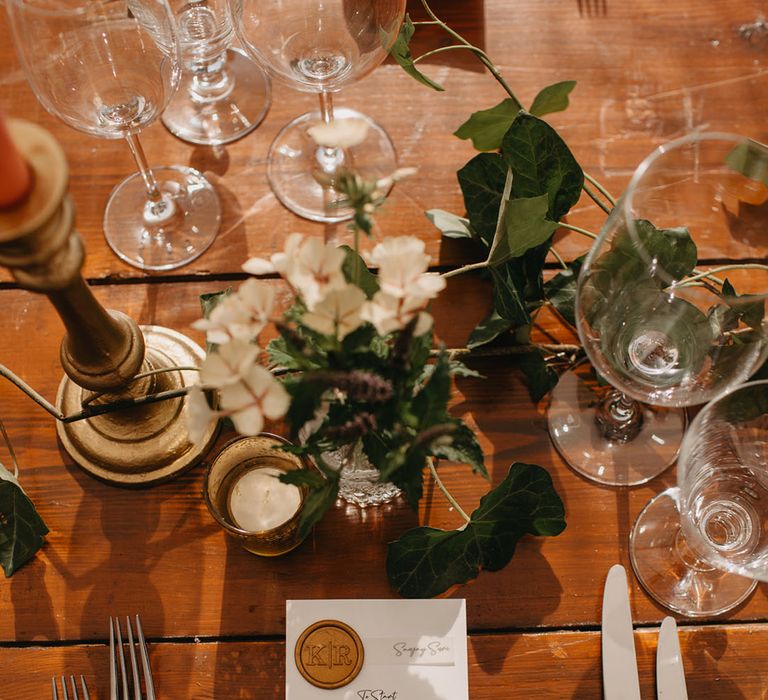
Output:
1,0,767,697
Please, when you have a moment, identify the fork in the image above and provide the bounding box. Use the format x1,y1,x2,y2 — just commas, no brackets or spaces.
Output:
51,675,90,700
110,615,156,700
577,0,608,16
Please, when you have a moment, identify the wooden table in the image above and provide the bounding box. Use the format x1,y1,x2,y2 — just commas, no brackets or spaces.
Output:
1,1,767,697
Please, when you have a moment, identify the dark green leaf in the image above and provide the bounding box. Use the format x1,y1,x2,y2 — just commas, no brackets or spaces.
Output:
199,288,232,319
529,80,577,117
725,139,768,185
489,266,529,325
279,469,327,490
722,278,765,330
283,376,327,442
426,209,475,240
614,219,697,282
266,336,305,370
295,477,339,540
387,462,565,598
0,467,49,577
454,98,523,151
431,422,487,478
388,15,445,92
543,256,584,327
510,349,559,403
340,245,379,299
412,351,452,428
457,152,508,246
501,113,584,221
489,194,559,266
467,309,513,349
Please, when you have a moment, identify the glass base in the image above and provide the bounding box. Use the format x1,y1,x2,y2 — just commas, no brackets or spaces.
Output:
548,364,685,486
103,166,221,271
321,441,401,507
267,107,397,223
161,48,271,146
630,488,757,617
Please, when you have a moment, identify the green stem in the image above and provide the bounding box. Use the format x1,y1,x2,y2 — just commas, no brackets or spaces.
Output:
677,263,768,287
549,247,569,270
0,417,19,479
419,0,522,107
583,184,612,215
441,260,488,278
428,456,471,524
353,227,361,286
558,221,598,239
584,172,616,207
413,44,473,63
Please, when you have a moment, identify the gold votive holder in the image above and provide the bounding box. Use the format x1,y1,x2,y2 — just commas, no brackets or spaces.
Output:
203,433,312,556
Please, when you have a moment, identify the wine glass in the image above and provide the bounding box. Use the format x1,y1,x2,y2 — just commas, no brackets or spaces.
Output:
630,379,768,616
230,0,406,222
548,132,768,485
6,0,221,271
161,0,271,145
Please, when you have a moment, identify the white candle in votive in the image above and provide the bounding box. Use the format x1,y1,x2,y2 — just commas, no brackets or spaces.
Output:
228,467,302,532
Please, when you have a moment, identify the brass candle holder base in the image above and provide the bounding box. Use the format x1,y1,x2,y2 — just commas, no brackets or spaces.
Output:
56,325,218,487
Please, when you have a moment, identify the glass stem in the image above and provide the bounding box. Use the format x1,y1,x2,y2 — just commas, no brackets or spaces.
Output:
189,52,232,102
594,389,644,442
124,133,162,203
318,90,334,123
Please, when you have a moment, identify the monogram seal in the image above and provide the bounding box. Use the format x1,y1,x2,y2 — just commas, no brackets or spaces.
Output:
295,619,365,689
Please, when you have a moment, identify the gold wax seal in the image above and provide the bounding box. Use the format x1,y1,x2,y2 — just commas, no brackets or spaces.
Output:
295,619,364,689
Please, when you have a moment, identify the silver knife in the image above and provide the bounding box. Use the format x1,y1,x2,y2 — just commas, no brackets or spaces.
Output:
657,616,688,699
601,564,641,700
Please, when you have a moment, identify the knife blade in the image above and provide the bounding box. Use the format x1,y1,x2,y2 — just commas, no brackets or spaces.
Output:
601,564,641,700
657,616,688,699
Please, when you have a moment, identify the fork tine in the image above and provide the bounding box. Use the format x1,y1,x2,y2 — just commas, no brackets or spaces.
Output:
135,615,156,700
126,616,141,700
110,618,118,700
61,676,69,700
51,677,59,700
80,676,90,700
114,617,130,700
70,675,79,700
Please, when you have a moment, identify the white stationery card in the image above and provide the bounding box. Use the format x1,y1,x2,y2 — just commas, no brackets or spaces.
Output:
286,599,469,700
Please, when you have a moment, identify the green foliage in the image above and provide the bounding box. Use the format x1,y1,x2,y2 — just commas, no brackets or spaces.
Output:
466,310,512,349
425,209,475,240
454,98,523,151
457,152,508,244
340,245,379,299
388,15,445,92
0,464,49,577
543,256,584,327
529,80,577,117
387,462,566,598
488,194,559,266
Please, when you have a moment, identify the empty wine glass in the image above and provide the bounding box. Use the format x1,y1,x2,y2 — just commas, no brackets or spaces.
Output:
548,132,768,485
630,380,768,616
162,0,271,145
6,0,221,271
230,0,406,222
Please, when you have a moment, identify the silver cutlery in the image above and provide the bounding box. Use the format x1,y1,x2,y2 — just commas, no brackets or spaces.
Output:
110,615,156,700
657,616,688,699
51,675,90,700
601,564,641,700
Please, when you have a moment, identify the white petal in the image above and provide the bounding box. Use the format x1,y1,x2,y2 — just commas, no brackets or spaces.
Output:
261,379,291,419
242,257,275,275
231,405,265,436
413,311,434,336
307,118,369,148
185,386,217,444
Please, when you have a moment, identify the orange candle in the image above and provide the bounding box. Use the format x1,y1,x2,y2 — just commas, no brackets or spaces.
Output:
0,112,32,208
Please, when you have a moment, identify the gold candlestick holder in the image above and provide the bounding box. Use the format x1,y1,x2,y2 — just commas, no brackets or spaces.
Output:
0,119,218,486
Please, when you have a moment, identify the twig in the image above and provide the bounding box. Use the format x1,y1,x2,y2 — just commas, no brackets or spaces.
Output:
582,184,612,215
427,456,471,524
583,172,616,207
441,260,488,279
558,221,598,239
432,344,582,358
676,263,768,287
0,417,19,479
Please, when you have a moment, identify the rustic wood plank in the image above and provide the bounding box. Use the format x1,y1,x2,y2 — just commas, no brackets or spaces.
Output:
1,0,767,282
0,277,765,643
3,625,767,698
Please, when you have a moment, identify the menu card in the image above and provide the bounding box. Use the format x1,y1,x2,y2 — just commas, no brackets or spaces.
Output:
286,599,469,699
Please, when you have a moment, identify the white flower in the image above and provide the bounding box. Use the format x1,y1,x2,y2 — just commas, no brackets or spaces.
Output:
185,385,218,445
200,339,260,388
369,236,446,300
219,365,290,435
192,280,274,345
307,118,369,148
360,291,434,337
302,285,366,340
375,166,418,193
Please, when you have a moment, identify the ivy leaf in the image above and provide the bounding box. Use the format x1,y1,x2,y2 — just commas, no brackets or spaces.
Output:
388,15,445,92
510,349,559,403
614,219,697,282
457,152,508,246
489,266,528,325
431,421,487,478
467,309,513,349
412,351,452,428
529,80,577,117
295,476,339,541
488,194,559,266
340,245,379,299
426,209,475,240
0,464,49,577
721,278,765,330
454,98,523,151
725,138,768,186
266,336,304,370
387,462,566,598
502,112,584,221
283,375,328,442
543,256,584,327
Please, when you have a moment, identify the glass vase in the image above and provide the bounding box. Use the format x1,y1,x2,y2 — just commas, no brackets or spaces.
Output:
324,440,401,508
